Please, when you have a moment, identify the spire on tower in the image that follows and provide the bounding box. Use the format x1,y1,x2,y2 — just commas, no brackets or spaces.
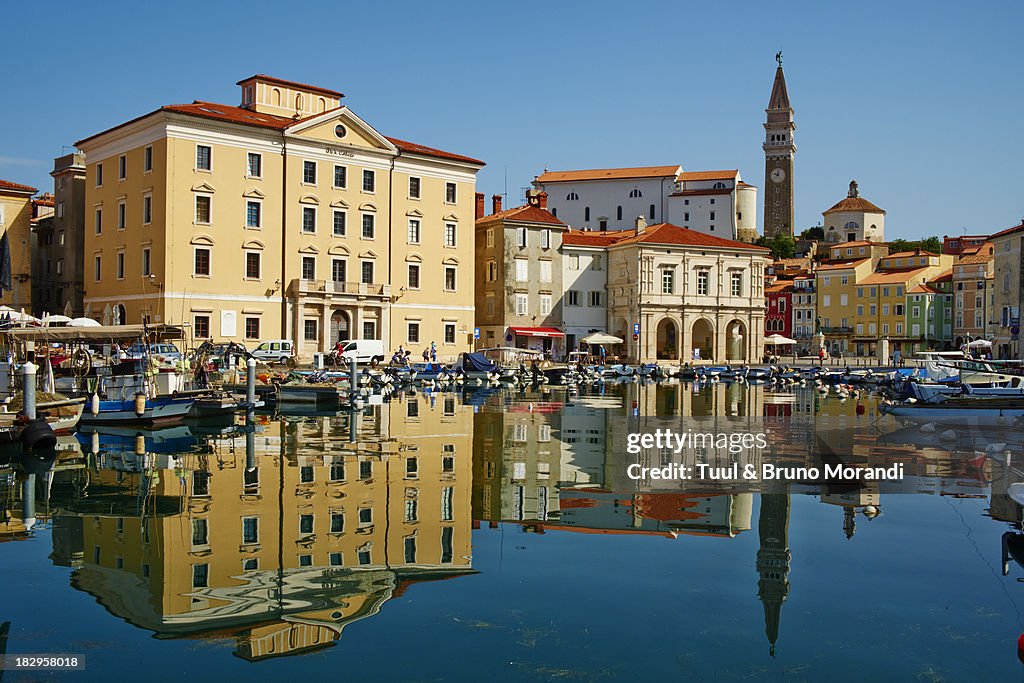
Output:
768,63,791,111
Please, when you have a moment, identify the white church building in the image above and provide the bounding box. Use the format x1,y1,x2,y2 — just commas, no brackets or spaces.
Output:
533,165,759,242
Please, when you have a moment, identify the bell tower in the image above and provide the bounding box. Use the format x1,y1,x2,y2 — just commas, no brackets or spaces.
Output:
763,53,796,238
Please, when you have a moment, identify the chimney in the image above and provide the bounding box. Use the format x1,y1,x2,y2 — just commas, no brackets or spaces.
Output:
492,194,502,215
634,216,647,235
475,192,485,220
537,191,548,209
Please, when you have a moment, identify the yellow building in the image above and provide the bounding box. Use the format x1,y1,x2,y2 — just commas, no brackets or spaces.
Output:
75,75,484,359
66,395,474,659
813,243,883,354
814,242,953,356
0,179,38,310
852,249,952,357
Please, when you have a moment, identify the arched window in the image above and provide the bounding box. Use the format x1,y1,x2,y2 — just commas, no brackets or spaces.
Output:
616,206,623,221
584,207,591,221
712,182,727,189
295,94,303,111
566,192,579,201
272,88,281,106
629,189,642,198
649,204,655,219
844,221,860,230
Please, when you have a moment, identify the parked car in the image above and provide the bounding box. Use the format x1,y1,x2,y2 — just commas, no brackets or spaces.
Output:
335,339,385,365
124,342,182,362
252,339,295,364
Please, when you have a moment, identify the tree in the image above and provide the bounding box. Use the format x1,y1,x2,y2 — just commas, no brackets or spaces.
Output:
759,233,795,260
920,236,942,254
800,226,824,240
887,236,942,255
888,238,914,253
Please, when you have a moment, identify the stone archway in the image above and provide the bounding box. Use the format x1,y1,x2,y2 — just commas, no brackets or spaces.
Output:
656,318,678,360
726,320,747,362
692,318,715,362
330,310,351,344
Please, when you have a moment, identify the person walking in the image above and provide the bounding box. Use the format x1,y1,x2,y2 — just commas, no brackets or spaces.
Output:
430,341,437,362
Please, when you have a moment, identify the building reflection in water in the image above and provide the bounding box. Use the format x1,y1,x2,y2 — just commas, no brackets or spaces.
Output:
46,392,474,661
5,382,996,662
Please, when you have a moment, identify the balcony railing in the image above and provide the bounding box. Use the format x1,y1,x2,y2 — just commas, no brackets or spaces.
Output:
289,279,391,297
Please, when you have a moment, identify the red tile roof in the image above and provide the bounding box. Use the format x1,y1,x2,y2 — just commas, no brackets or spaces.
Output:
536,165,680,183
76,101,483,165
386,136,484,165
829,240,877,249
956,252,994,265
907,284,942,294
236,74,343,98
991,221,1024,240
817,258,870,271
0,179,38,194
860,267,930,285
561,229,626,247
608,223,770,251
824,196,886,214
885,250,938,259
476,204,565,227
677,170,739,182
929,269,953,283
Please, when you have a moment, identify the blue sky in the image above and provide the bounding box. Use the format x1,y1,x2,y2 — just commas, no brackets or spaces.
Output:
3,1,1022,240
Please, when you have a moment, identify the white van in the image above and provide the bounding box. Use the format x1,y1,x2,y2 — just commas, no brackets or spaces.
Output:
252,339,295,364
338,339,385,365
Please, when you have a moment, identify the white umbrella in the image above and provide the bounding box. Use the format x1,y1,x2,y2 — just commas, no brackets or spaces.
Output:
42,314,73,326
68,317,102,327
764,334,797,345
0,306,38,322
966,339,992,348
582,332,624,345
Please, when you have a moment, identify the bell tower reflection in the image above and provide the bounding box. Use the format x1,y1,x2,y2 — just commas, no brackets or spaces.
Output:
756,483,791,657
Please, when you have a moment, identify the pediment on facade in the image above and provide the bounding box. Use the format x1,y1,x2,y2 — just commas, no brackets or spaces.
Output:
329,198,349,209
328,245,350,256
284,106,399,154
190,234,215,246
298,245,319,255
242,188,265,199
299,194,319,205
406,208,424,218
359,202,377,212
242,240,265,250
192,182,216,193
359,250,378,259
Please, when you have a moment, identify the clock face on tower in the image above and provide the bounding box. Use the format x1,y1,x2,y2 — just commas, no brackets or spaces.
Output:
770,167,786,183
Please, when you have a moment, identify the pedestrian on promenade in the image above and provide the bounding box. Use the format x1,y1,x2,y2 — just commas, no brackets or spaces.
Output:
430,341,437,362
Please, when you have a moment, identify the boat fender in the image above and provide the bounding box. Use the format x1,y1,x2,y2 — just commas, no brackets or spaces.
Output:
134,392,147,417
20,417,57,451
1018,633,1024,664
90,393,100,416
135,434,146,456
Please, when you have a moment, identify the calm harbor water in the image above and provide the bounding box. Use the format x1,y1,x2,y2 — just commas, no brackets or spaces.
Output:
1,383,1022,681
